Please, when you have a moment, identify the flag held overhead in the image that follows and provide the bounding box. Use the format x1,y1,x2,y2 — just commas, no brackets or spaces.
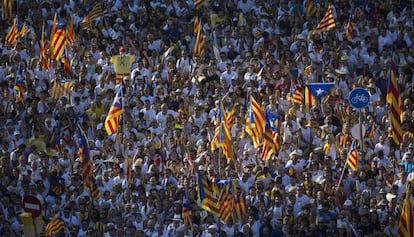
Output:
306,83,335,100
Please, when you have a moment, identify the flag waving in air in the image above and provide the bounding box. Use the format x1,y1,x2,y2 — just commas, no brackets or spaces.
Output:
387,57,403,145
313,5,336,34
397,181,414,237
80,5,103,29
5,17,18,47
347,140,358,171
77,124,100,200
346,14,356,41
66,14,76,45
104,89,123,135
50,22,66,60
246,96,265,147
14,67,25,103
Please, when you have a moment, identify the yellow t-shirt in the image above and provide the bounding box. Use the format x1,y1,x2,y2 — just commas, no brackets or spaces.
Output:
110,54,136,74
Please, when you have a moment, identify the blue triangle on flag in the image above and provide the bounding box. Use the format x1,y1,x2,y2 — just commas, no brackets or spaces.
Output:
307,83,335,100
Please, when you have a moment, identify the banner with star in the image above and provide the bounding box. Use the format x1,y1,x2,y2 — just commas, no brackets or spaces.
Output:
306,83,335,100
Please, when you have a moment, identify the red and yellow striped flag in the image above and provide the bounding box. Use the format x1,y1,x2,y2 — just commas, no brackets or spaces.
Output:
304,64,311,77
210,104,235,160
387,57,403,145
66,14,76,45
234,193,247,221
397,181,414,237
193,23,205,57
50,13,57,42
80,5,103,29
313,5,335,34
288,87,303,104
51,80,73,100
197,173,220,217
77,125,100,200
40,22,49,70
304,85,316,111
346,14,356,41
246,96,265,148
194,16,201,36
104,89,123,135
50,23,66,60
19,21,30,38
44,214,65,237
14,67,25,103
347,140,358,171
323,142,331,155
5,17,18,47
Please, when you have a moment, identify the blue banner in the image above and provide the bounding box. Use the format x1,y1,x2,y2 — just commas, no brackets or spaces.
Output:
306,83,335,100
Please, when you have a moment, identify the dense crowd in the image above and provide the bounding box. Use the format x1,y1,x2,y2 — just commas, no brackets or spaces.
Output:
1,0,414,236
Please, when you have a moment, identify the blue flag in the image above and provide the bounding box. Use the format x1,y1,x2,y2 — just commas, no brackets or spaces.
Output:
307,83,335,100
265,109,281,133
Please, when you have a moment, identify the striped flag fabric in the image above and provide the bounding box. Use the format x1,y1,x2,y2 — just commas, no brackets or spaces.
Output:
193,16,201,36
219,191,233,222
50,13,57,42
262,129,276,161
80,5,103,29
3,0,13,22
262,109,281,161
211,101,234,162
387,57,403,145
213,179,234,222
44,214,65,237
193,22,205,57
245,96,265,148
347,140,358,171
51,80,73,100
51,23,66,60
182,197,193,231
287,87,303,104
104,89,123,135
346,14,356,41
66,14,76,45
5,17,18,46
19,21,30,38
40,21,49,70
397,181,414,237
14,67,25,103
304,64,311,77
323,142,331,155
197,172,219,217
305,0,318,16
225,105,236,128
313,5,336,34
77,124,100,200
234,193,247,221
304,85,316,111
194,0,208,9
217,100,233,162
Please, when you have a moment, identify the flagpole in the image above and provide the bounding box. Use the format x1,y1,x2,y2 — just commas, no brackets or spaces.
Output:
218,144,221,177
335,161,347,194
359,109,364,152
119,78,129,189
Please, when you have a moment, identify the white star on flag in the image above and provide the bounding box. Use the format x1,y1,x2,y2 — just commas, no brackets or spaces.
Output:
316,88,324,96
